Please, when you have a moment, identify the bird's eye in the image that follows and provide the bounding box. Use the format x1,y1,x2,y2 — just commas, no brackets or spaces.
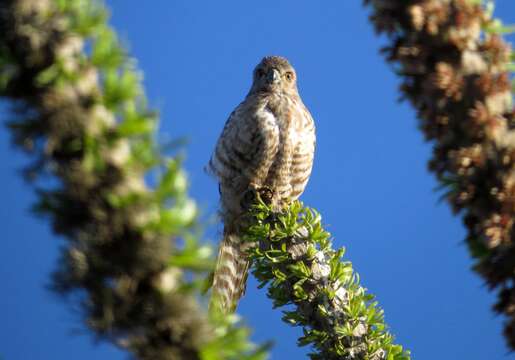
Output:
256,69,265,78
285,72,294,81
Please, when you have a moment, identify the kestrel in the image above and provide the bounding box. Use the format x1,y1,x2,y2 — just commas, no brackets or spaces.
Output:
208,56,316,313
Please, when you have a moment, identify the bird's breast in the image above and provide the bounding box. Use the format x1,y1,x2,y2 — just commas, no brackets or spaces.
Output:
261,95,309,200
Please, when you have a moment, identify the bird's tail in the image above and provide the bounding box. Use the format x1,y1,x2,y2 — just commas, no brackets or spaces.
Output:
209,227,250,314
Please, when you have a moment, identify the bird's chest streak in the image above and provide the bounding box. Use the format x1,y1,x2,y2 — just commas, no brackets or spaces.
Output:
263,96,298,196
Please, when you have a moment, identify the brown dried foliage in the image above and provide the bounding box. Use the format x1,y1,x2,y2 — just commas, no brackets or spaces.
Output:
365,0,515,349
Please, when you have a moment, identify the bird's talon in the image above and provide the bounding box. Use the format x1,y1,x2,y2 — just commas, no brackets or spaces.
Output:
258,187,274,205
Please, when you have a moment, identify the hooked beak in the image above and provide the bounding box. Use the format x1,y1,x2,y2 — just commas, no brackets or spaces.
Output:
266,68,281,85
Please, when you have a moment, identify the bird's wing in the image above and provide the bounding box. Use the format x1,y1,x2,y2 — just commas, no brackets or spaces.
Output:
208,100,280,188
290,104,316,199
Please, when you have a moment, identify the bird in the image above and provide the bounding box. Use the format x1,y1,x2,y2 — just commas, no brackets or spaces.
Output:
207,56,316,313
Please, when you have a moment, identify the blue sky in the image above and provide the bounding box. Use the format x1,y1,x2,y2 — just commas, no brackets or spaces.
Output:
1,1,514,359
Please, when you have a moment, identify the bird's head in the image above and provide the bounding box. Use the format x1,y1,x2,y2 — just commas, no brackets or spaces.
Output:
249,56,298,96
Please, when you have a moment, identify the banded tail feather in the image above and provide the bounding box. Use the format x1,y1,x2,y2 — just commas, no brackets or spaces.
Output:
209,229,250,313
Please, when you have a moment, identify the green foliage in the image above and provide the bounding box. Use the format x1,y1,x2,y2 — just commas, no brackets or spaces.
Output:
243,200,410,360
202,313,271,360
0,0,264,358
